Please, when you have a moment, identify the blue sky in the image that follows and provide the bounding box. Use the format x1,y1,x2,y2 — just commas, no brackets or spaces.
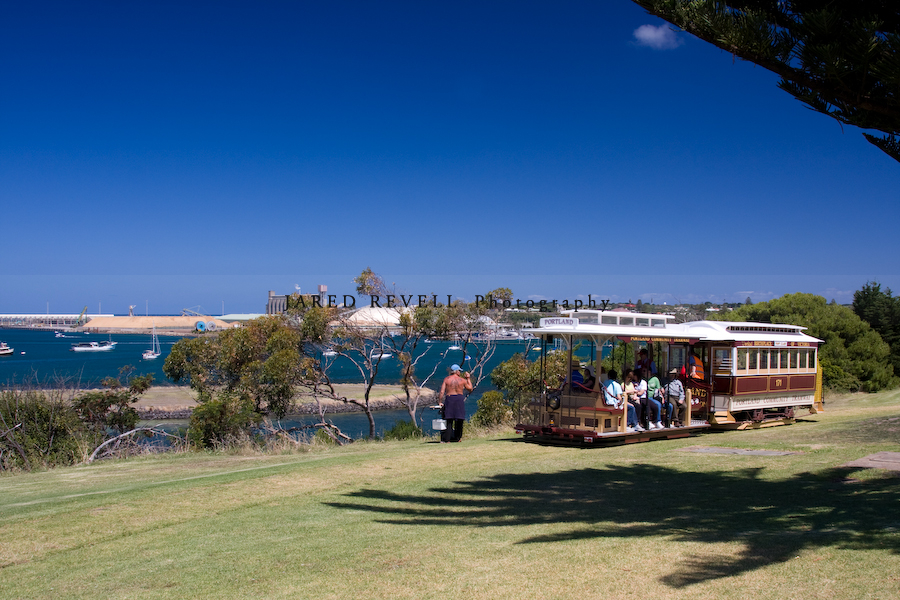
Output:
2,1,897,315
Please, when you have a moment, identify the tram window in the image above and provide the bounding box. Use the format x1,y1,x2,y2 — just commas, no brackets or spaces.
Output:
780,350,789,372
619,317,634,326
790,349,799,369
651,319,665,327
636,317,649,327
759,350,769,370
714,349,731,373
737,349,748,370
748,350,758,370
770,350,779,370
578,314,598,324
669,346,686,372
601,316,617,325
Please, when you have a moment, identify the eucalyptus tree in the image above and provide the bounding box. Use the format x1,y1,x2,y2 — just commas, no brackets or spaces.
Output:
163,316,318,446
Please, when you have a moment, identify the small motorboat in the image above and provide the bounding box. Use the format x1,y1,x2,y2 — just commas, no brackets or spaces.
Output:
71,341,117,352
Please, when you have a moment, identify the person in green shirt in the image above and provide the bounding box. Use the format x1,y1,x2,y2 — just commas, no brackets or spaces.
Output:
646,371,663,429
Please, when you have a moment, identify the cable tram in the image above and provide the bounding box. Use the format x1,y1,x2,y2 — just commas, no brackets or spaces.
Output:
515,310,823,445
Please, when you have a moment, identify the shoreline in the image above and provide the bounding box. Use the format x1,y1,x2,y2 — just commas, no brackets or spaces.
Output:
133,384,437,420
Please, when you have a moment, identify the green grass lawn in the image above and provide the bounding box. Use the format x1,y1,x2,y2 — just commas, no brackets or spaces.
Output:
1,390,899,599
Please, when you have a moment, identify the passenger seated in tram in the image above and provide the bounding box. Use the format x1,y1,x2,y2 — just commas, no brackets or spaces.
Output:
623,369,644,432
569,361,584,385
602,369,623,407
646,370,664,430
634,368,663,430
568,361,593,393
662,368,686,426
636,348,657,376
582,365,597,390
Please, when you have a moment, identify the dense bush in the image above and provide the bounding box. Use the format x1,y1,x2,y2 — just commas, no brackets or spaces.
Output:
72,370,153,436
382,419,422,440
188,392,261,448
853,282,900,380
0,389,85,471
470,391,511,427
490,350,567,412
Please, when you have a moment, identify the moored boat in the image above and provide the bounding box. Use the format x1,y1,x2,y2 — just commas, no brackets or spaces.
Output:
0,342,13,356
142,325,161,360
71,341,117,352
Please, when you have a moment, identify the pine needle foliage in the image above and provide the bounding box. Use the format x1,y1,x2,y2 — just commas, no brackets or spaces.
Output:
633,0,900,161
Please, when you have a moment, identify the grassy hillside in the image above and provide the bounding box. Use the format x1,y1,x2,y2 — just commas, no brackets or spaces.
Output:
1,390,899,599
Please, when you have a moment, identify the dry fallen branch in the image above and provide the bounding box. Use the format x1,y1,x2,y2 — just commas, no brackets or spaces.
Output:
87,426,183,463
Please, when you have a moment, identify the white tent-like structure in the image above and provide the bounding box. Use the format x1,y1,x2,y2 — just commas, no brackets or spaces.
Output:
340,306,409,330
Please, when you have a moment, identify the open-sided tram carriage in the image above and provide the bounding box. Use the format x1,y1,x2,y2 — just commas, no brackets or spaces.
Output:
515,310,824,445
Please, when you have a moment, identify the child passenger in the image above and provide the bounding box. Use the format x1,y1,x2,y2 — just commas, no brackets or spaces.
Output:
623,369,644,432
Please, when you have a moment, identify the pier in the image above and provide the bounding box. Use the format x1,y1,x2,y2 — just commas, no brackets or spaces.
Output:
0,314,113,329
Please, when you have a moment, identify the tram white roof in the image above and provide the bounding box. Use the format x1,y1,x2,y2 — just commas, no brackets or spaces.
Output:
526,310,822,345
525,310,688,340
678,320,822,344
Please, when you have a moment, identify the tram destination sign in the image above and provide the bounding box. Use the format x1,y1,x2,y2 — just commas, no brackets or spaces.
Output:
733,341,817,347
621,336,698,344
539,317,578,328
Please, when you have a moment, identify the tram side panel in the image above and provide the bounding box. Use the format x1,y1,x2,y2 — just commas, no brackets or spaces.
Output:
707,346,820,429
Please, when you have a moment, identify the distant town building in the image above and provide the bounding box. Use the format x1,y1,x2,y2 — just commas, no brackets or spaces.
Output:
266,285,329,315
266,291,287,315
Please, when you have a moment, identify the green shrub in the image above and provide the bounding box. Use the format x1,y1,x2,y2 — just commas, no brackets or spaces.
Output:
0,389,85,471
72,368,153,436
188,392,261,448
382,420,423,441
470,391,511,427
313,428,338,445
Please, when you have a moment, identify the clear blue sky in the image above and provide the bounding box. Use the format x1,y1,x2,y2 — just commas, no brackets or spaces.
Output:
2,1,897,315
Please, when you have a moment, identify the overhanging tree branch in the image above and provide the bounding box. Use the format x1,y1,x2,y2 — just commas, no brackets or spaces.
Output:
633,0,900,161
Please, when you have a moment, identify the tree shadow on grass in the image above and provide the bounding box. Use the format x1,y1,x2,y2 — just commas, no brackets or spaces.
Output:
325,463,900,588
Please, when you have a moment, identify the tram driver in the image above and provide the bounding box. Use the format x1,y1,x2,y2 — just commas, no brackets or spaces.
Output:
636,348,657,376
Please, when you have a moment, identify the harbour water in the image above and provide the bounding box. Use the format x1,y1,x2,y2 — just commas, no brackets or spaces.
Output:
0,328,539,438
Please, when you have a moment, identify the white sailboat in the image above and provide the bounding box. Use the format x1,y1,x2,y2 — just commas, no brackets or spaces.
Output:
370,335,392,360
143,325,161,360
370,346,392,360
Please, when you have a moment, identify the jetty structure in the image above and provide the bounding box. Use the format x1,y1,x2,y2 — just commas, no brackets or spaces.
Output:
0,313,113,329
0,313,235,334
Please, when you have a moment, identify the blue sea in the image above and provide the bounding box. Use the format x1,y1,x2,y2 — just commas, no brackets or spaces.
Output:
0,328,538,438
